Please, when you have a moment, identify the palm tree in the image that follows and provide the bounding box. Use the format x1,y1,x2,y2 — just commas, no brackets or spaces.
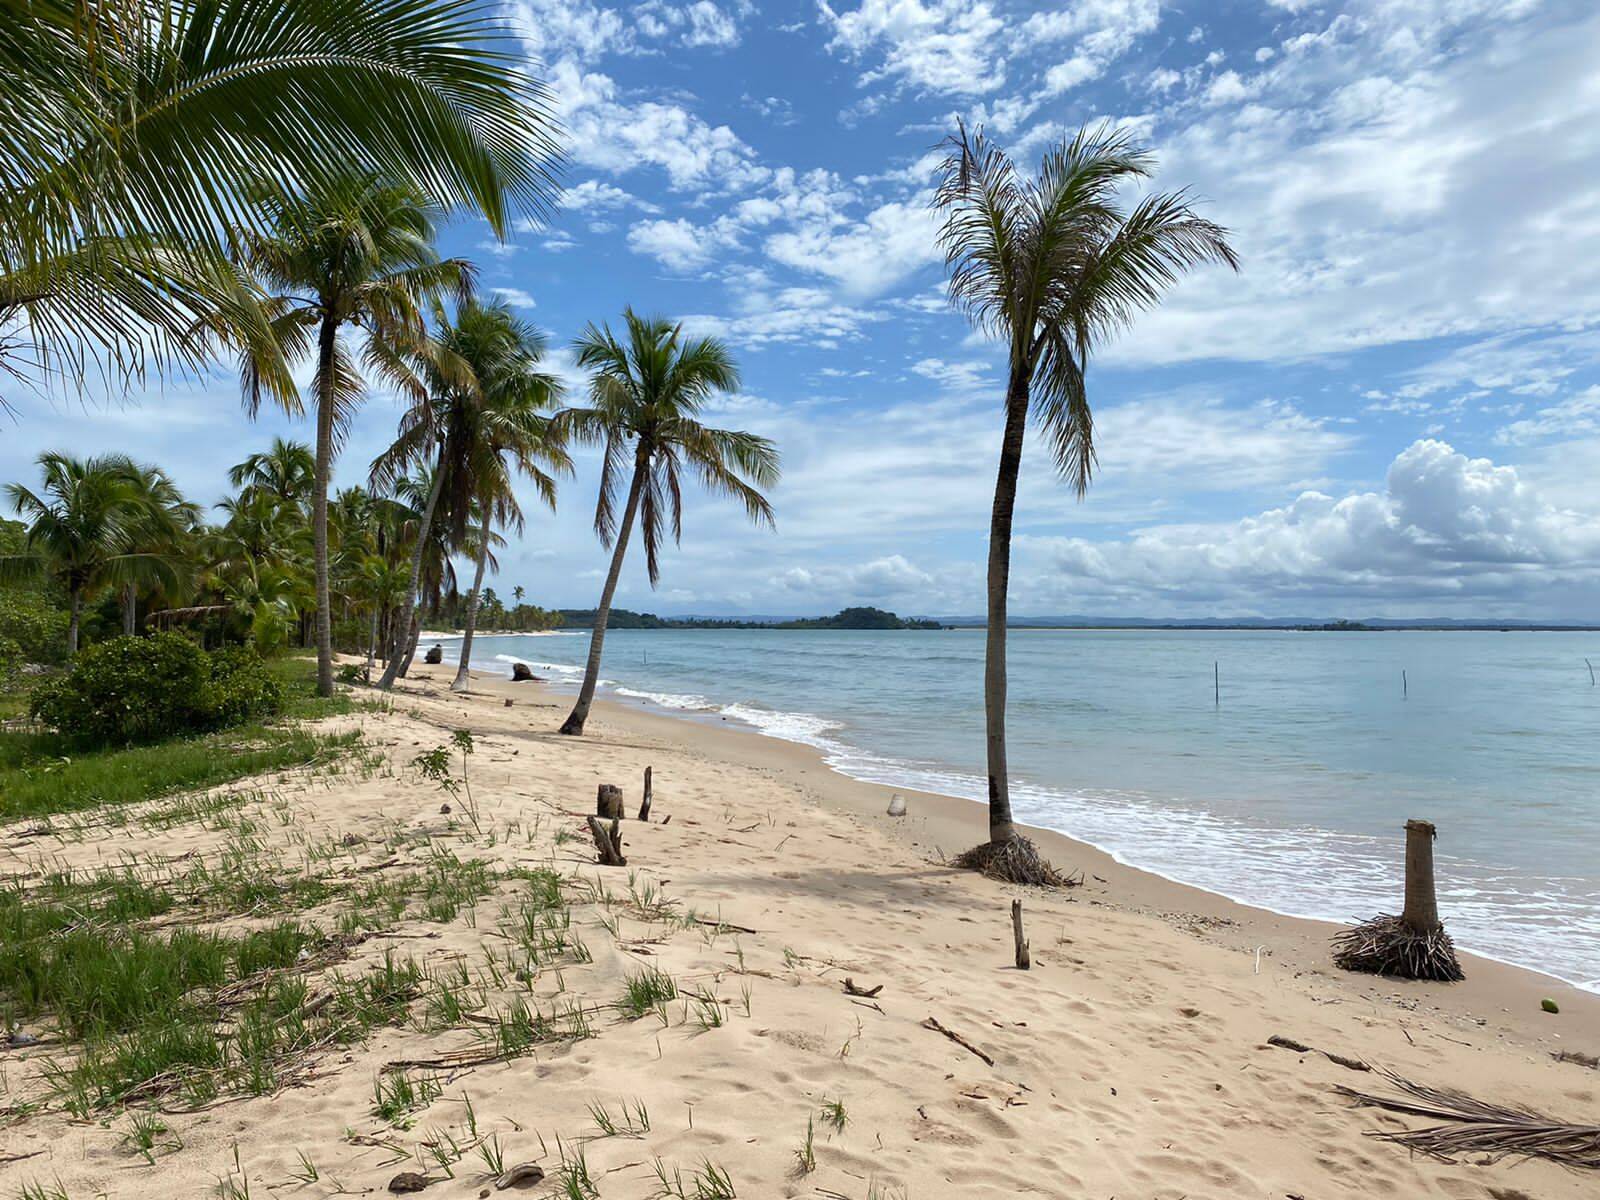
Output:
443,308,569,692
512,585,526,606
117,463,201,635
1,452,182,653
557,310,779,735
932,122,1237,883
229,439,316,511
1,0,561,410
234,173,471,696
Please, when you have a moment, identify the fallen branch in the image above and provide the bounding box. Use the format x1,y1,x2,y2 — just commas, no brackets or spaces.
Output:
922,1016,994,1067
1335,1068,1600,1170
1267,1034,1370,1072
842,978,883,998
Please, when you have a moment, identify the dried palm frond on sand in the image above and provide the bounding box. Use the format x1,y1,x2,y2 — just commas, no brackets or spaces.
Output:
1337,1069,1600,1170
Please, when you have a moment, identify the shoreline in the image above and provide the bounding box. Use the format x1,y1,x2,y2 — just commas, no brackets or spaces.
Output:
436,660,1600,1043
445,647,1600,1004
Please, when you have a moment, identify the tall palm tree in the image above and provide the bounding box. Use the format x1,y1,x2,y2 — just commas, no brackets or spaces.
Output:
1,452,182,653
512,585,526,606
117,462,201,635
932,122,1237,882
444,309,569,692
1,0,561,410
235,173,471,696
556,310,779,735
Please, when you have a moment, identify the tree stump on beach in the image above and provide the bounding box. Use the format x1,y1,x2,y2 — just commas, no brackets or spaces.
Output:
1012,899,1031,970
586,815,626,866
639,766,653,821
596,783,625,821
1332,818,1463,982
511,662,534,682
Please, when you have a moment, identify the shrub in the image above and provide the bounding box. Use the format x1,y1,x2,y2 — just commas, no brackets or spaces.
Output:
0,592,70,665
29,634,282,745
0,633,21,686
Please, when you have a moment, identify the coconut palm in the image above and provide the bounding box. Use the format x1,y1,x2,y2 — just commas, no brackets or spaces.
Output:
444,310,569,692
234,172,471,696
556,310,779,736
1,0,561,409
229,439,316,511
116,462,202,635
1,452,183,653
932,122,1237,883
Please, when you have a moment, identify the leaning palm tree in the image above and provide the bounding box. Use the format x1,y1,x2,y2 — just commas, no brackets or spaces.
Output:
1,0,561,411
557,310,779,735
933,122,1238,883
444,312,569,692
0,452,182,653
234,173,471,696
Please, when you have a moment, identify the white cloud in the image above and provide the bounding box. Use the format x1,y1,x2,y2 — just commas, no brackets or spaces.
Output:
491,287,538,309
1022,440,1600,613
820,0,1007,96
1496,386,1600,445
763,199,941,297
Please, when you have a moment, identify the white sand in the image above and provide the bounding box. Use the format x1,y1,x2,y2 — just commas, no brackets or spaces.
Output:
2,662,1596,1198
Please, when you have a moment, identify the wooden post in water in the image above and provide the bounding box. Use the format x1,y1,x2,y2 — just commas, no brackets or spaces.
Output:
1588,658,1595,686
1403,669,1408,700
1401,819,1440,934
1214,661,1219,707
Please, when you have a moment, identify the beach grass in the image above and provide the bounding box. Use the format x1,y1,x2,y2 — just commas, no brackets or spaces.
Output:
0,654,361,822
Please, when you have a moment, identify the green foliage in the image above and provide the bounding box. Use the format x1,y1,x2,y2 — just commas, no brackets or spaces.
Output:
0,590,70,664
28,633,281,745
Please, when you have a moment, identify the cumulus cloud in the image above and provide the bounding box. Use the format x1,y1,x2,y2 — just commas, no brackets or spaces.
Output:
820,0,1007,96
1022,441,1600,614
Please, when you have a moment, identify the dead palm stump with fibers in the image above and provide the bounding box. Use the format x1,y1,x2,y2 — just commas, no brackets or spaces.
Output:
1333,819,1464,982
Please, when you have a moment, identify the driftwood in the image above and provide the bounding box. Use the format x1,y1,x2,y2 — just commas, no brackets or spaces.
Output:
495,1162,546,1189
1266,1033,1370,1072
1011,899,1031,970
922,1016,994,1067
842,978,883,998
639,765,653,821
586,816,626,867
1335,1068,1600,1170
596,783,624,820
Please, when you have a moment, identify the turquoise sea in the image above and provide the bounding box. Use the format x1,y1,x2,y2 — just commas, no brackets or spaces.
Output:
436,627,1600,991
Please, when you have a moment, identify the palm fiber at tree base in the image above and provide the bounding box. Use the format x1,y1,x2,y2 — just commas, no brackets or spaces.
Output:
1336,1068,1600,1170
1332,913,1464,982
953,835,1078,888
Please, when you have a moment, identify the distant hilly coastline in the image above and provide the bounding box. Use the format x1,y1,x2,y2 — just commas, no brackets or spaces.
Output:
553,609,1600,633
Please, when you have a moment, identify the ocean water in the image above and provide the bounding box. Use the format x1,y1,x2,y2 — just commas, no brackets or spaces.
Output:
435,627,1600,991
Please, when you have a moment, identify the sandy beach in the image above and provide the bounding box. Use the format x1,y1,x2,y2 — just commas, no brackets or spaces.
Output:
3,663,1597,1199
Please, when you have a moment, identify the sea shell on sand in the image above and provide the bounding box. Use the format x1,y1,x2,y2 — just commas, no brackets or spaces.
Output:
887,794,907,817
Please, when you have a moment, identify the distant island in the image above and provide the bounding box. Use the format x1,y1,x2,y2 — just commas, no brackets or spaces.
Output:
556,606,941,631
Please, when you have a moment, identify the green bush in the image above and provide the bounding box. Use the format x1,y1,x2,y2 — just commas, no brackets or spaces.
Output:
0,591,70,665
0,633,21,686
29,634,282,745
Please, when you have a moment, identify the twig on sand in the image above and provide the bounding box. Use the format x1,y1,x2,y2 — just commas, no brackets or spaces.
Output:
1266,1034,1370,1072
922,1016,995,1067
1335,1068,1600,1170
843,978,883,998
691,916,758,935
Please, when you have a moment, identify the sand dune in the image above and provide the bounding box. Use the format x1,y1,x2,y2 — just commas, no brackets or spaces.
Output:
2,665,1596,1199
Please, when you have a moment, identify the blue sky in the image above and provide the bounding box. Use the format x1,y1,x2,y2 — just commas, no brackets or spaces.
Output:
6,0,1600,619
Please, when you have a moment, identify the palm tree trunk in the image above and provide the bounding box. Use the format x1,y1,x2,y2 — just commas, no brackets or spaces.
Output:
311,315,339,697
983,379,1030,845
67,586,82,656
364,604,380,679
451,520,492,693
122,582,136,636
377,462,445,691
560,455,648,736
397,611,422,677
1401,819,1441,932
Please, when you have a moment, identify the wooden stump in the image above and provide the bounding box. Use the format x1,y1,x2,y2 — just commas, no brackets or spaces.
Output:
639,766,653,821
596,783,624,820
1011,899,1031,970
586,815,626,866
1331,818,1463,981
